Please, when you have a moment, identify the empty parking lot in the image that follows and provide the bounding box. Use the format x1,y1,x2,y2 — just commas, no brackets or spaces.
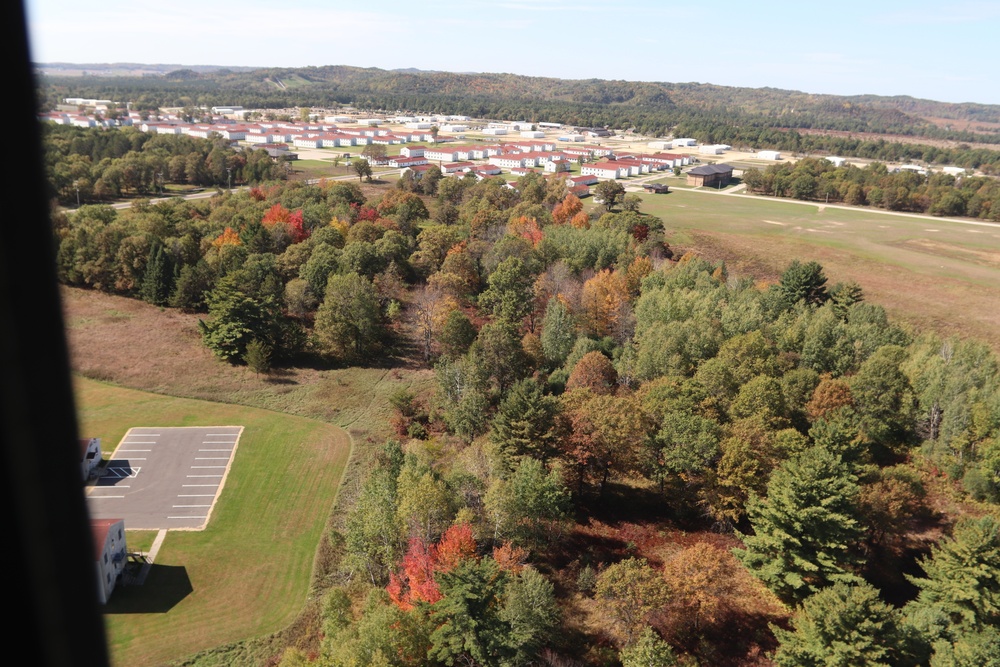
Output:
87,426,243,530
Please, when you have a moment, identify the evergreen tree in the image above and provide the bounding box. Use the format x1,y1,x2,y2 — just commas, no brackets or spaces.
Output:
830,281,865,320
734,445,864,604
429,558,510,667
199,273,299,363
169,260,213,311
773,582,915,667
779,260,829,307
439,310,477,359
907,515,1000,631
140,241,173,305
243,338,272,376
490,378,560,463
499,567,561,665
929,625,1000,667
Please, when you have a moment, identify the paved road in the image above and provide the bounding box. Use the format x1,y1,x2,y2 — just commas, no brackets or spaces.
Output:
87,426,243,530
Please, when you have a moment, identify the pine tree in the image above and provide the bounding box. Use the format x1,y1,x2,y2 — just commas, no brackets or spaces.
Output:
779,260,829,307
734,445,864,604
490,379,560,463
773,582,913,667
907,515,1000,631
243,338,272,376
140,241,173,305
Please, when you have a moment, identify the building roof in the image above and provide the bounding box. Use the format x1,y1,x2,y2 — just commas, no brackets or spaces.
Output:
688,164,733,176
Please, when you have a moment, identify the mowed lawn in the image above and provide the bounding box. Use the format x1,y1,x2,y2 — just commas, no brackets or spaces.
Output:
76,378,351,667
640,189,1000,350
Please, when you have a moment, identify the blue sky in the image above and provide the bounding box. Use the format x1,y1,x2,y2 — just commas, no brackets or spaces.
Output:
25,0,1000,105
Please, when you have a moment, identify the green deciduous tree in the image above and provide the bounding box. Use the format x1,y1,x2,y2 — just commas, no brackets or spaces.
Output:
734,445,864,604
594,180,626,212
315,272,384,360
484,457,570,549
352,158,373,182
540,297,577,367
619,627,678,667
479,256,534,325
595,557,670,645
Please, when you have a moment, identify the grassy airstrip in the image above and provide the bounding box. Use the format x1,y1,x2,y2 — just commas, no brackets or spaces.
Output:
639,189,1000,350
77,378,351,667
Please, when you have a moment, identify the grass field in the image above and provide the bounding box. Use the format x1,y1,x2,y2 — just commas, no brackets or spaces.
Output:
286,159,352,181
639,189,1000,349
77,378,351,667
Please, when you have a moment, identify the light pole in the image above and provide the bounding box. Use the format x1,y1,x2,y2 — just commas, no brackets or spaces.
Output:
157,172,163,196
74,181,80,207
227,167,232,191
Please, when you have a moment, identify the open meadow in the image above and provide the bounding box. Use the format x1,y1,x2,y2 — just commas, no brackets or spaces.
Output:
78,378,350,667
640,189,1000,350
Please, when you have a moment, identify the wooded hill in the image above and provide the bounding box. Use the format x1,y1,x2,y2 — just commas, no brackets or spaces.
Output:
41,64,1000,142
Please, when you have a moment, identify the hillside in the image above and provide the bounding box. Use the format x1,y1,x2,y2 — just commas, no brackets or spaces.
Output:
40,64,1000,142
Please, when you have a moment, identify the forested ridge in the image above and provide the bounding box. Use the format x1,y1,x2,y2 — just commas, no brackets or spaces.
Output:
40,65,1000,171
55,167,1000,665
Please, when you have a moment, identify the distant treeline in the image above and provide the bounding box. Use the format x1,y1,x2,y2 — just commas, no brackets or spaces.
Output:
43,125,283,204
40,66,1000,160
743,158,1000,219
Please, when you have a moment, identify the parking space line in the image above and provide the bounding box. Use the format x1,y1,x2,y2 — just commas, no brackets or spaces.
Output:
119,449,151,452
173,504,211,508
178,494,215,497
168,516,207,519
90,495,125,499
199,449,232,452
191,465,227,469
187,474,223,478
195,457,229,460
182,484,218,487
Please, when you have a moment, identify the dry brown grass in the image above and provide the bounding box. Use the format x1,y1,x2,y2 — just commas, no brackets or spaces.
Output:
62,287,436,440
